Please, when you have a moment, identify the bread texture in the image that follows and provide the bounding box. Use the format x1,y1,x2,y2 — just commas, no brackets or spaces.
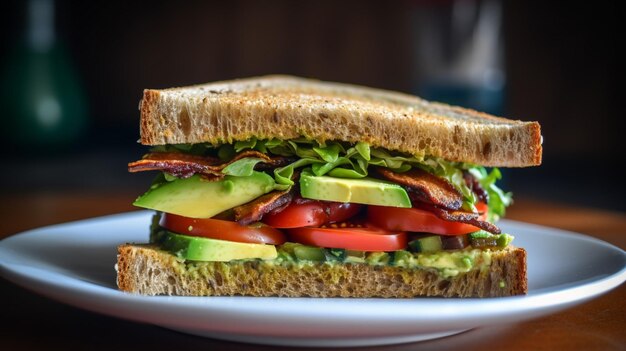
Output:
117,244,527,298
139,75,542,167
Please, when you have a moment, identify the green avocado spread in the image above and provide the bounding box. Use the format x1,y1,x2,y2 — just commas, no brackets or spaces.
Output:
164,242,496,280
274,243,495,279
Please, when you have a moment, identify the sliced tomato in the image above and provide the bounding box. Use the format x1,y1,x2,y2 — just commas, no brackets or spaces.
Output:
367,203,489,236
262,202,327,228
287,225,407,251
160,213,286,244
326,202,363,222
262,201,362,228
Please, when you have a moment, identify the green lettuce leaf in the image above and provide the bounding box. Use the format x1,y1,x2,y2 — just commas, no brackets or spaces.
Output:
313,143,342,163
221,157,266,176
274,158,318,187
468,167,512,221
355,142,371,161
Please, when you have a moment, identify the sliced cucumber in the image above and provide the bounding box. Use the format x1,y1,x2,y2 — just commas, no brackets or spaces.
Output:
323,248,347,262
408,235,443,253
293,245,325,261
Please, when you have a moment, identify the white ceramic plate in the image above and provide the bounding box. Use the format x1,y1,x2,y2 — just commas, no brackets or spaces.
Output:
1,211,625,347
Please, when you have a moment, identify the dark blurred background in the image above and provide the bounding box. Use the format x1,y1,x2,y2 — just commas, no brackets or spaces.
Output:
0,0,622,211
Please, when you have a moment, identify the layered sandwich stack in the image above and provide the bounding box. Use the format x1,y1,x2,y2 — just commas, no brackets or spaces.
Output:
117,75,542,298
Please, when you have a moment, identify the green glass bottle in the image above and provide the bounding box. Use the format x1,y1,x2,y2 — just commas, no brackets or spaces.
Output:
1,0,88,150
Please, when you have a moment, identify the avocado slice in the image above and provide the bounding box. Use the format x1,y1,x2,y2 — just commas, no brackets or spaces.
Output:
161,232,277,261
134,172,276,218
408,235,443,253
299,171,411,207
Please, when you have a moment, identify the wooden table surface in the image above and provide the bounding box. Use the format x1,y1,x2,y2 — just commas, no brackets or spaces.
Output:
1,193,625,350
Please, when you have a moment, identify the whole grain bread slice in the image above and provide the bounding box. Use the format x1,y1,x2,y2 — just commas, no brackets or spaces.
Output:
116,244,527,298
139,75,542,167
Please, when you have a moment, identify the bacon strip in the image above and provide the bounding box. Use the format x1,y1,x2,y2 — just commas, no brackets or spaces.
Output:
416,203,501,234
375,167,463,210
128,150,288,179
233,189,295,225
374,167,500,233
232,170,301,225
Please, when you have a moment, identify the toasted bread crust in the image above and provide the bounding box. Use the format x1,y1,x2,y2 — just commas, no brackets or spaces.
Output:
116,244,527,298
139,75,542,167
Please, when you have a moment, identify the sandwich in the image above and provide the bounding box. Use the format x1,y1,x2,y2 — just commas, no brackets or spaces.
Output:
117,75,542,298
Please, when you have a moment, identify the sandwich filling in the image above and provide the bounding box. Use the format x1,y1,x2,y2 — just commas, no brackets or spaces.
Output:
129,138,513,276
